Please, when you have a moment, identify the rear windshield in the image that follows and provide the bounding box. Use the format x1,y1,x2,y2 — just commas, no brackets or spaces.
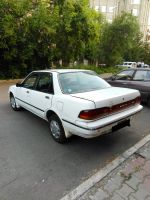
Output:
59,71,110,94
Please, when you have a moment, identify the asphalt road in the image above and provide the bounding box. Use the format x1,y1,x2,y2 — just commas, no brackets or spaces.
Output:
0,82,150,200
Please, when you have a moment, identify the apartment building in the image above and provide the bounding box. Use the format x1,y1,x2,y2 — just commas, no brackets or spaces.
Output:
90,0,119,23
90,0,150,41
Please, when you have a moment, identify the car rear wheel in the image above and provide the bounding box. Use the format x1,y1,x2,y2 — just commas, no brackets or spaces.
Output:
48,114,67,143
10,94,21,111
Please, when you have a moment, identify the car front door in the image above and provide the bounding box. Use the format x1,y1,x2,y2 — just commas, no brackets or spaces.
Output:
129,70,150,102
15,73,39,110
108,69,135,88
28,73,54,118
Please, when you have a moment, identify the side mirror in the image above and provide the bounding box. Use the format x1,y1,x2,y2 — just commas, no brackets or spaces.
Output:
16,82,22,87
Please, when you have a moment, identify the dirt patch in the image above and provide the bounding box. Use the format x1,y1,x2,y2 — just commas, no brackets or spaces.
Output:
0,79,22,84
100,73,112,78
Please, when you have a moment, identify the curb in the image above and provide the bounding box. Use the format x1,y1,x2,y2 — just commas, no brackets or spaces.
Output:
60,134,150,200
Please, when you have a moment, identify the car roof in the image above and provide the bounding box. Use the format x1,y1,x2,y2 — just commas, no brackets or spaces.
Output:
33,69,92,73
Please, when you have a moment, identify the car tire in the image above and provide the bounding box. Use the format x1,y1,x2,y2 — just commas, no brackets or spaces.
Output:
48,114,67,143
10,94,21,111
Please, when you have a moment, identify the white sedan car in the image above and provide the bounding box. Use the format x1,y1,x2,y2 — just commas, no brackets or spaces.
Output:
9,69,143,143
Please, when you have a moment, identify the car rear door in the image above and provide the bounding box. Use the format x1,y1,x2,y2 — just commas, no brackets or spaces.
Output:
28,72,54,118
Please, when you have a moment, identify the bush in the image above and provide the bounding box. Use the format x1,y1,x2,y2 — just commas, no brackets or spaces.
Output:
61,64,122,74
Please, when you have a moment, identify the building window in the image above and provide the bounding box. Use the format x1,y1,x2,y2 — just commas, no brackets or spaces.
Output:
108,19,113,23
101,6,106,13
109,6,114,13
132,8,138,16
146,29,150,41
131,0,140,4
95,6,99,11
148,15,150,25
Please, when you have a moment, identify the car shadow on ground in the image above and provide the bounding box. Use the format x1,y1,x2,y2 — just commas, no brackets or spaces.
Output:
11,105,145,163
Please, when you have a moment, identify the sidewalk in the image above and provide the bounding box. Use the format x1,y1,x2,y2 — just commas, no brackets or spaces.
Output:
79,140,150,200
61,135,150,200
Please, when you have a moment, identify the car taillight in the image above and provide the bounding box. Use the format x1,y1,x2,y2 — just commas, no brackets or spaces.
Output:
79,96,141,120
135,96,141,104
78,107,109,120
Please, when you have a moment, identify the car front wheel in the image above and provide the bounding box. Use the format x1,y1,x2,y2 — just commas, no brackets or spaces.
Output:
10,94,21,111
48,114,67,143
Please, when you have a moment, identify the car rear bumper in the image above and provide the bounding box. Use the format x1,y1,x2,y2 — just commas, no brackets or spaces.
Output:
62,105,143,138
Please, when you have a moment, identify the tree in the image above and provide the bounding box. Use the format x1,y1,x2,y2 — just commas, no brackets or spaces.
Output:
52,0,102,66
99,12,141,66
0,0,57,78
84,6,103,65
124,33,143,62
0,0,103,78
0,0,29,78
140,42,150,64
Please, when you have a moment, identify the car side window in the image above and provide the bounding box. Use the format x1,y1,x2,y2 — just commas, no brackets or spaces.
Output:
133,70,150,81
36,73,54,94
22,74,38,89
115,70,134,80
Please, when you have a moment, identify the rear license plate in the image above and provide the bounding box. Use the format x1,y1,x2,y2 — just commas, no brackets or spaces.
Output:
112,119,130,132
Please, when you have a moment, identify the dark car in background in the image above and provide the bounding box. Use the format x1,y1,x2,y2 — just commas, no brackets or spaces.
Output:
106,68,150,107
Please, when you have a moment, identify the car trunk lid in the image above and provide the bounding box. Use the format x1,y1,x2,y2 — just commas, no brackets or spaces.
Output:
71,87,140,109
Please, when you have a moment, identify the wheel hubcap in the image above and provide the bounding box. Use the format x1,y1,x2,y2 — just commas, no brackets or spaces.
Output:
50,120,61,139
10,97,15,108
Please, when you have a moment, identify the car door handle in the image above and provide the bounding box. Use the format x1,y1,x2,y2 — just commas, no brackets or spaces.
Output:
45,96,50,99
26,91,29,93
122,83,128,85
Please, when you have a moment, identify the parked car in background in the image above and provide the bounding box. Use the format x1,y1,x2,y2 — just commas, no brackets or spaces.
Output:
106,68,150,107
116,62,137,68
9,69,142,143
137,62,149,68
143,64,150,68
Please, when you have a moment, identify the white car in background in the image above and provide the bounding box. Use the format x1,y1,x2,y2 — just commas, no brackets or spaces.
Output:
117,62,137,68
9,69,143,143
